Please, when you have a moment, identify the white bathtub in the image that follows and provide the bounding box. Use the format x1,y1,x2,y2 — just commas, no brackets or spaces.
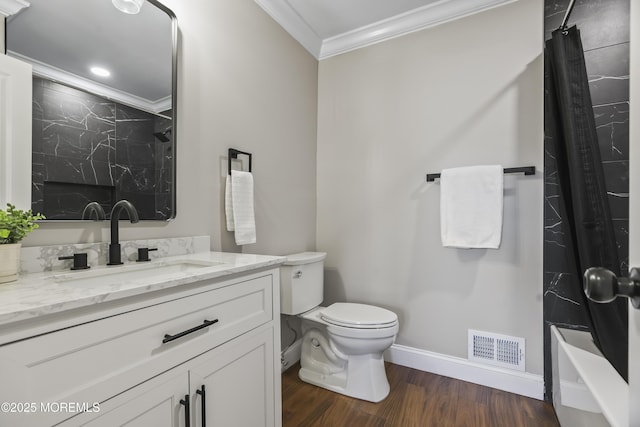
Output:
550,326,628,427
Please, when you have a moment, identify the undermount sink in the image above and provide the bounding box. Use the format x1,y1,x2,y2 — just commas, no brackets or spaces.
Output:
51,259,224,286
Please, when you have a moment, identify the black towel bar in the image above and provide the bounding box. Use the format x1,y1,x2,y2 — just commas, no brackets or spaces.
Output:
426,166,535,182
228,148,252,175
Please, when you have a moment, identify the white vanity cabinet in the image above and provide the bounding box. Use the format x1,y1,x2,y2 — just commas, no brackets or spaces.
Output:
0,267,282,427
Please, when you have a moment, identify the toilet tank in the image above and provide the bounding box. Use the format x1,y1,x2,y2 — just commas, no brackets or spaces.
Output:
280,252,327,315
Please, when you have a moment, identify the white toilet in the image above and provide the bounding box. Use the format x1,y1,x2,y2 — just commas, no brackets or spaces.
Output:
280,252,399,403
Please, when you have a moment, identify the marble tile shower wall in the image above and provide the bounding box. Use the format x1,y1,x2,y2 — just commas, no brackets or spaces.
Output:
543,0,629,400
31,77,172,220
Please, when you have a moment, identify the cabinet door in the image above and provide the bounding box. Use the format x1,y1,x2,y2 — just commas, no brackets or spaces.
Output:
190,327,275,427
62,371,189,427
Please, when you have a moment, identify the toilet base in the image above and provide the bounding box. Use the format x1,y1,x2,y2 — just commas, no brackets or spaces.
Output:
299,353,390,403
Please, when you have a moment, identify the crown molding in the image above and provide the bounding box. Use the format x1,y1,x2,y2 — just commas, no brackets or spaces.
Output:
8,51,170,114
253,0,322,58
254,0,516,60
0,0,29,17
319,0,516,59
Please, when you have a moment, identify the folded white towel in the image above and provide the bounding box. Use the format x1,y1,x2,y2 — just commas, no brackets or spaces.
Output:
225,175,235,231
227,170,256,245
440,165,503,249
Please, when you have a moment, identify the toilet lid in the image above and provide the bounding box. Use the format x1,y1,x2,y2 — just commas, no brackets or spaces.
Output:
320,303,398,329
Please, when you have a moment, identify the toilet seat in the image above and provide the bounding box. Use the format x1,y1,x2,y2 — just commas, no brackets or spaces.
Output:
320,303,398,329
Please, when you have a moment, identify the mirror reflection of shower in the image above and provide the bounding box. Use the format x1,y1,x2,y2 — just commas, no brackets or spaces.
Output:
153,127,172,142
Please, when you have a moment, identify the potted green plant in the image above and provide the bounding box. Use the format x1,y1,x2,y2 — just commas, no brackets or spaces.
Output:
0,204,45,283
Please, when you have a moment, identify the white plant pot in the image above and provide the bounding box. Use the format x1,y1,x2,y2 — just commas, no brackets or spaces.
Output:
0,243,21,284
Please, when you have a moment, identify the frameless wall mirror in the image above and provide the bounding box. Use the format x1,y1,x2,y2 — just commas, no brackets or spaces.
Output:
6,0,177,221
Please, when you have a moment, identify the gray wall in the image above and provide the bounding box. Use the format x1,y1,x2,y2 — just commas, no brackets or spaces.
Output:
316,0,545,375
19,0,319,256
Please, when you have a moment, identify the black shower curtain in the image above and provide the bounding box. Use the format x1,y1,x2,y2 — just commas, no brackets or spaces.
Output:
545,26,628,381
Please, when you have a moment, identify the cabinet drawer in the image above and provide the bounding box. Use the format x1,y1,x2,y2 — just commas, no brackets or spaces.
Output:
0,273,272,426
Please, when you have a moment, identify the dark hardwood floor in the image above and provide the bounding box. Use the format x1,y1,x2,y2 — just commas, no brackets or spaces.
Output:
282,362,559,427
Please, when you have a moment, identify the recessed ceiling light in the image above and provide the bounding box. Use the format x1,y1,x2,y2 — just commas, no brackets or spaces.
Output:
90,67,111,78
112,0,144,15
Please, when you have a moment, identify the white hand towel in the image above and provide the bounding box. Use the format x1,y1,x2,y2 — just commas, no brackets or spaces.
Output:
230,170,256,245
440,165,503,249
225,175,235,231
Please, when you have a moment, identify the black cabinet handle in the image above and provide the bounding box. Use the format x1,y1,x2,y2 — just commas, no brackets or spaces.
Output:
180,394,190,427
196,385,206,426
162,319,219,344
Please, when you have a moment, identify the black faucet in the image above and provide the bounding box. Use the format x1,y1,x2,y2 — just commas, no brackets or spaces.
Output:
81,201,106,221
108,200,139,265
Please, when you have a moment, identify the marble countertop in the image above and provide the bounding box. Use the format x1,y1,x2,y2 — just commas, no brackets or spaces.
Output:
0,252,286,326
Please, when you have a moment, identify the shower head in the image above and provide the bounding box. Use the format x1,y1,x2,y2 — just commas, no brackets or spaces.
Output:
153,128,172,142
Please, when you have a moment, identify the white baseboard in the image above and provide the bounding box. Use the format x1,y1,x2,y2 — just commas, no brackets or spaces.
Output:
385,344,544,400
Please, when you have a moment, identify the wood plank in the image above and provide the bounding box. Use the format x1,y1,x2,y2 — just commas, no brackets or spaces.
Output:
282,362,559,427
